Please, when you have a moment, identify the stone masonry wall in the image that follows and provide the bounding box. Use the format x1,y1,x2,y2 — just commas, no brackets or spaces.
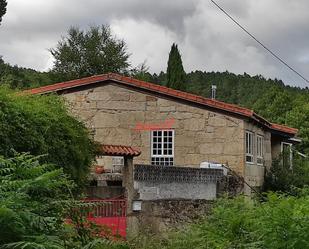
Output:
127,199,213,235
63,82,246,175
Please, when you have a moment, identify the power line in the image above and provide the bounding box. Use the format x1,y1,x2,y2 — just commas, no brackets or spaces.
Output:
211,0,309,85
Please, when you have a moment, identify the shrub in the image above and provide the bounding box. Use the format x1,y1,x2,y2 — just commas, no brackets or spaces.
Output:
129,191,309,249
264,154,309,193
0,87,95,186
0,153,126,249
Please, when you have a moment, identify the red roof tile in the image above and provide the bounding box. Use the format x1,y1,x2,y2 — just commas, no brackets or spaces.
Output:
26,73,298,136
270,123,298,135
98,144,141,157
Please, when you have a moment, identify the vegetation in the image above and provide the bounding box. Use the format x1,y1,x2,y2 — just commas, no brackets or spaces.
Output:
0,153,73,246
128,190,309,249
0,0,6,24
0,87,95,186
264,154,309,193
166,43,186,91
0,153,128,248
0,57,57,89
50,25,130,81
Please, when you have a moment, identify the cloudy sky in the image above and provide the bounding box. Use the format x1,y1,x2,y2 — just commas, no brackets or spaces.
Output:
1,0,309,88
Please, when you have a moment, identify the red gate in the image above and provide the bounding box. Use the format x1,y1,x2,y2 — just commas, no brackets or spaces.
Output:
84,199,127,238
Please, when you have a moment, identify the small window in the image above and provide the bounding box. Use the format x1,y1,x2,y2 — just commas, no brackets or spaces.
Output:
246,131,254,163
151,130,174,166
112,156,124,173
281,142,293,169
256,135,264,165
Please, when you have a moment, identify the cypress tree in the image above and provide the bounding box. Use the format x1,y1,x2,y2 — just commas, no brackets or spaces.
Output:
166,43,186,90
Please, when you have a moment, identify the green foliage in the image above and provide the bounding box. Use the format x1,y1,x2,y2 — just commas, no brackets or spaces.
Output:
264,154,309,193
0,0,7,24
166,43,186,91
0,57,56,89
129,62,153,82
0,153,73,246
129,191,309,249
0,153,126,249
0,154,127,249
50,25,130,81
0,87,95,186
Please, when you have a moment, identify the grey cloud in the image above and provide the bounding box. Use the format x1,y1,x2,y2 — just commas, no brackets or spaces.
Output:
0,0,309,87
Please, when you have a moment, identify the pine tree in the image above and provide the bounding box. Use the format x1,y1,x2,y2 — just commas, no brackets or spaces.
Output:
166,43,186,91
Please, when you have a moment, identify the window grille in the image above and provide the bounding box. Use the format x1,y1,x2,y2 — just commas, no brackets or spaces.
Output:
151,130,174,166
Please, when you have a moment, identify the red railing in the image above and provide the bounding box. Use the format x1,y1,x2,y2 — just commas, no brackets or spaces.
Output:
82,198,127,238
83,199,127,217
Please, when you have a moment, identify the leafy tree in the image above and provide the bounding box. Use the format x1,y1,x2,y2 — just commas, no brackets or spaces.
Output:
0,0,7,25
130,61,154,82
50,25,130,81
166,43,186,90
0,87,95,186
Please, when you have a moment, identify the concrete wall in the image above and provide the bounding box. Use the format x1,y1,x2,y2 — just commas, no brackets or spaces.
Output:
133,165,222,201
135,181,217,200
63,82,246,175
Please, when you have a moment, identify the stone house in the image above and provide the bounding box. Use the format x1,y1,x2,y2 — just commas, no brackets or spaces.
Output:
28,73,299,193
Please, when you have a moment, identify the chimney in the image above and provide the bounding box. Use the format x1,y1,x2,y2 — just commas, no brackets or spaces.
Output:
211,85,217,99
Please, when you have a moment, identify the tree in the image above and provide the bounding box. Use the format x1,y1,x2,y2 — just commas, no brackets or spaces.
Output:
0,87,95,186
130,61,154,82
0,0,7,25
50,25,130,81
166,43,186,90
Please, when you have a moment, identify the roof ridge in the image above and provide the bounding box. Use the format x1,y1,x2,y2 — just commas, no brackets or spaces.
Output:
25,73,298,135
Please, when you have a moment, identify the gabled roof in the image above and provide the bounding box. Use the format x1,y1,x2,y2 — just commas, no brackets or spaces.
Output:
97,144,141,157
26,73,298,136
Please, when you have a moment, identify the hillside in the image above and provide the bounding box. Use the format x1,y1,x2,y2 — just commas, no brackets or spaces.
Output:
138,70,309,154
0,57,58,88
0,60,308,153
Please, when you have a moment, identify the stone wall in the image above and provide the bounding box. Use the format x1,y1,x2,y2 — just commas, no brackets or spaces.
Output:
127,199,213,235
63,82,246,175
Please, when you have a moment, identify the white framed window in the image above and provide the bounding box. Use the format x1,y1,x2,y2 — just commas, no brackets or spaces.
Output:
112,156,124,166
281,142,293,169
256,135,264,165
151,130,174,166
112,156,124,173
246,131,254,163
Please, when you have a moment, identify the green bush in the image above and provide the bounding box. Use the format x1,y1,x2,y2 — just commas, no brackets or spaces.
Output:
264,154,309,193
129,191,309,249
0,153,127,249
0,153,73,245
0,87,95,186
